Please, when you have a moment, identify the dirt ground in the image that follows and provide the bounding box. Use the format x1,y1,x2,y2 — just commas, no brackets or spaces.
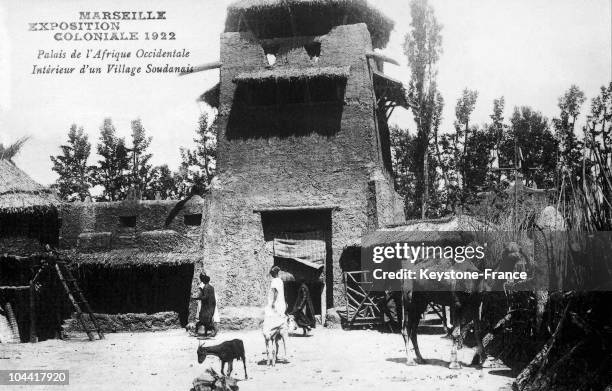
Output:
1,325,515,391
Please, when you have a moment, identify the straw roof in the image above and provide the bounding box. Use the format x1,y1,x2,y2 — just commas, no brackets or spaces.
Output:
391,215,488,231
67,249,201,268
362,230,469,248
225,0,394,49
372,70,410,109
0,160,59,214
233,65,350,83
363,215,489,247
198,83,220,108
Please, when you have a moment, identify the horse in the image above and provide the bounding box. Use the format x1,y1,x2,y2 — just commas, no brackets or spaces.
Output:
396,242,527,368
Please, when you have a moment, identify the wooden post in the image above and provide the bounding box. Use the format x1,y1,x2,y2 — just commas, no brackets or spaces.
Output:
4,302,21,343
320,282,327,327
344,272,349,325
29,281,37,343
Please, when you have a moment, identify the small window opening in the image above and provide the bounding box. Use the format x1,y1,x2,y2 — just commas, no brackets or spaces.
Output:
262,44,280,66
119,216,137,228
266,54,277,66
184,214,202,226
304,42,321,63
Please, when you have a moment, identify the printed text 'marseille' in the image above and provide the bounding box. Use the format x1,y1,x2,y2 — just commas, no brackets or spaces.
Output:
78,11,167,20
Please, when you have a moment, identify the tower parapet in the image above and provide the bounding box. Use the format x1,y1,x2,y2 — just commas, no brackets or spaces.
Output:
224,0,394,49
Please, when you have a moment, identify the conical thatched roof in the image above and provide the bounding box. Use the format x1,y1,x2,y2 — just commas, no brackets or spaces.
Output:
225,0,394,49
0,160,60,213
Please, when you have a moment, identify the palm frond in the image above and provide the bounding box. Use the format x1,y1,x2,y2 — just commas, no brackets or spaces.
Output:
0,136,30,161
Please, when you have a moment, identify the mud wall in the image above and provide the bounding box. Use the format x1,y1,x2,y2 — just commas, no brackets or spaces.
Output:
0,237,45,255
369,169,406,228
62,311,181,335
59,197,205,251
192,23,402,319
0,209,60,254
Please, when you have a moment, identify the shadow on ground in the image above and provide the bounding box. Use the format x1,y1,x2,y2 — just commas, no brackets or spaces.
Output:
256,359,291,366
386,357,451,368
489,369,519,378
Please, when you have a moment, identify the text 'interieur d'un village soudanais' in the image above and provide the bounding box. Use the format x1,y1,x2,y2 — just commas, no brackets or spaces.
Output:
28,11,173,41
32,48,193,76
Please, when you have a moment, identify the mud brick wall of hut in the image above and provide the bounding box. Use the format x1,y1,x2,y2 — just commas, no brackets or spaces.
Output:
0,210,60,255
0,236,46,255
59,198,205,252
192,23,405,318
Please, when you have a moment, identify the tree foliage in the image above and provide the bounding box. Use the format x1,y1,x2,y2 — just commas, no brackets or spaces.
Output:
52,112,218,201
553,85,586,180
0,137,29,162
403,0,443,218
499,107,558,189
463,125,495,195
149,164,181,200
454,89,479,188
391,125,418,215
177,113,217,196
129,119,156,199
92,118,131,201
50,124,93,201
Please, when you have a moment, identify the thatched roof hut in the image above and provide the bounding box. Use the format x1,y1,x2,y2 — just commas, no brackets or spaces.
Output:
0,160,60,251
225,0,394,49
0,160,59,213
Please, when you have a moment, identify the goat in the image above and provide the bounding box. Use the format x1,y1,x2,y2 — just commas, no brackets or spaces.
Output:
197,339,247,379
263,323,287,366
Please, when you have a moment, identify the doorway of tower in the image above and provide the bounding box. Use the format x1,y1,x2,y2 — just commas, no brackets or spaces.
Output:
260,208,333,324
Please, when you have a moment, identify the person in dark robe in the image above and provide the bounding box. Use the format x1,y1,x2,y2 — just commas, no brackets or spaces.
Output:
196,273,218,337
290,281,316,335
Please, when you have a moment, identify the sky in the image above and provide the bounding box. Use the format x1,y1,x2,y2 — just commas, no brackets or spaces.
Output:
0,0,610,186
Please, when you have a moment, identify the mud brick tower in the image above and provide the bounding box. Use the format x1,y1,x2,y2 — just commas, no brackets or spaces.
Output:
194,0,409,321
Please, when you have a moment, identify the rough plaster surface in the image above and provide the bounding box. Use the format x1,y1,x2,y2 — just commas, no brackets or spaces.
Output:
218,306,264,330
60,197,205,251
61,311,181,336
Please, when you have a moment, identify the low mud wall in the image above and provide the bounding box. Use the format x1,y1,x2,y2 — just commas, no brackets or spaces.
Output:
62,311,181,337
